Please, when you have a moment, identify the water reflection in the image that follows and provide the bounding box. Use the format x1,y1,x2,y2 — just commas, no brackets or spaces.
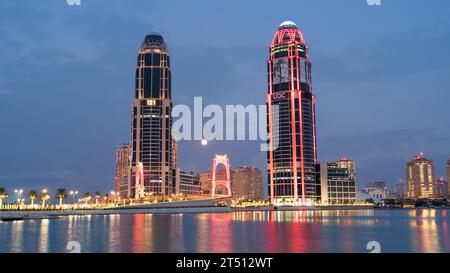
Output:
38,219,49,253
408,209,443,252
231,210,378,226
10,221,23,253
0,209,449,253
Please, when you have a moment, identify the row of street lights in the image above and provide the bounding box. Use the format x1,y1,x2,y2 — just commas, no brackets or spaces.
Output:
11,189,115,204
1,188,126,211
11,188,79,205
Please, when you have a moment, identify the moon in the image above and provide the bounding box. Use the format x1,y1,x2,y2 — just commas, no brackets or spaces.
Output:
201,139,208,146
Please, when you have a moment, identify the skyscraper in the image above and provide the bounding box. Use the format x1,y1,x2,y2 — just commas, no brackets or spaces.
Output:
447,158,450,197
115,144,131,198
435,176,448,198
232,167,264,200
130,33,175,199
395,179,407,198
266,21,318,205
406,153,435,199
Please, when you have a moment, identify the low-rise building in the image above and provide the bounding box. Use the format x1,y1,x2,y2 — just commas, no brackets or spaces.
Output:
176,169,202,196
359,186,389,201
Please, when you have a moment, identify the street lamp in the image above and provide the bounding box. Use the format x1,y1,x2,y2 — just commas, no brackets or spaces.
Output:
69,190,79,203
41,189,50,207
110,191,116,204
14,189,24,203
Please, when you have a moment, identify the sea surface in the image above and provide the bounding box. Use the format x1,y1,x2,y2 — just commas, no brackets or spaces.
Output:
0,209,449,253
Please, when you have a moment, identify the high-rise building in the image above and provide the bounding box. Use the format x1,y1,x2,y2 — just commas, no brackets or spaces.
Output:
232,167,264,200
317,162,356,205
435,176,448,199
266,21,318,205
115,144,131,198
130,33,175,199
447,158,450,197
394,179,407,198
406,153,435,199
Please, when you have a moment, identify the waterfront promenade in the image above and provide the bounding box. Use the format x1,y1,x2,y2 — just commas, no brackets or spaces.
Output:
0,198,374,221
0,199,232,220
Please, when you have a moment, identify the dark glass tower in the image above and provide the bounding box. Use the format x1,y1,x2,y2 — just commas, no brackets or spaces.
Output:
266,21,319,205
130,33,175,198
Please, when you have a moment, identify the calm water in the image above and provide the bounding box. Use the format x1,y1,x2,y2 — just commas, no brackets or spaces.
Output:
1,209,449,253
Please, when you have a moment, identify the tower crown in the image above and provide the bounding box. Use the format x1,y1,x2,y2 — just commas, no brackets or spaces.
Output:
141,32,167,51
271,20,305,46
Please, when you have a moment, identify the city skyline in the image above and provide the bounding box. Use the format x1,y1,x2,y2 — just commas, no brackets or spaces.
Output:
1,1,450,195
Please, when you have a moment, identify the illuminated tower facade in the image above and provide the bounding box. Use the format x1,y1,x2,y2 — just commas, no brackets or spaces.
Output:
447,158,450,197
266,21,318,205
130,33,175,199
406,153,435,199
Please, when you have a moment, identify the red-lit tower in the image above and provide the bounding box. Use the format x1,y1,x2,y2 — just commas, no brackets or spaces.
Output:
266,21,318,205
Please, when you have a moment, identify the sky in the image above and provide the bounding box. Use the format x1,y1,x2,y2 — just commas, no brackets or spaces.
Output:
0,0,450,198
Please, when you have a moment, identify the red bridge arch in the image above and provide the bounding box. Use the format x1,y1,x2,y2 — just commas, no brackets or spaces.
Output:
210,154,232,197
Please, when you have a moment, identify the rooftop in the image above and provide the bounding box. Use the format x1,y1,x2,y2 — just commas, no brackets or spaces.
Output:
278,20,298,29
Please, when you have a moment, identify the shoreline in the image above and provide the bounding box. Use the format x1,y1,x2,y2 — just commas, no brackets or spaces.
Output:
3,205,448,221
0,205,373,221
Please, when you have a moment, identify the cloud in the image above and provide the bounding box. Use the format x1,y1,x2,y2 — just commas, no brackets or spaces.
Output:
0,88,13,95
0,169,87,182
314,25,450,85
0,3,105,67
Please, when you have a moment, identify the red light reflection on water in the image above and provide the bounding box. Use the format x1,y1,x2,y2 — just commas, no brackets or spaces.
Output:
132,214,145,252
208,213,233,252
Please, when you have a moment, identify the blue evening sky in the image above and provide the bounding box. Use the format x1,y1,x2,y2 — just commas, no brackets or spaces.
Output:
0,0,449,197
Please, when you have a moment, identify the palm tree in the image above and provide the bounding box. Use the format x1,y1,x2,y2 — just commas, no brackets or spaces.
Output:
55,188,67,207
95,191,101,205
0,188,8,207
28,190,38,206
83,192,91,205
